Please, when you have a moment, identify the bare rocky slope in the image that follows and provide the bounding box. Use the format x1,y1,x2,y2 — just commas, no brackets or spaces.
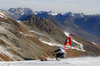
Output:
21,15,66,44
0,10,56,61
0,10,100,61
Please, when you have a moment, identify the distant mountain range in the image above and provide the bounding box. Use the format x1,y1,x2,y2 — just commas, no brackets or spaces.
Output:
2,7,86,20
2,7,100,44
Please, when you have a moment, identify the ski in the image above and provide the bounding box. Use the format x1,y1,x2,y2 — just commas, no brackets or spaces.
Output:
40,58,61,61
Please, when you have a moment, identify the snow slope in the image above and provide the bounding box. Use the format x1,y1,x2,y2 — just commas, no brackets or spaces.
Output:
0,57,99,66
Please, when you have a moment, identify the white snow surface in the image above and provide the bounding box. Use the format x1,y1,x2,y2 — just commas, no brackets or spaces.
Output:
0,57,100,66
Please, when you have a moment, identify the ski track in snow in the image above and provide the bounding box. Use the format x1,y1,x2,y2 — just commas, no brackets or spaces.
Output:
0,57,100,66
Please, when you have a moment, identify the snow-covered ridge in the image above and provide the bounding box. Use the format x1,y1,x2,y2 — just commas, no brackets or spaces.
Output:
0,10,8,19
48,11,58,15
0,12,6,18
0,12,5,18
8,7,35,15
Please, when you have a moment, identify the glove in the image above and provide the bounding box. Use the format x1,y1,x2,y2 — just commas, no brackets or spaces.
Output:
53,54,56,56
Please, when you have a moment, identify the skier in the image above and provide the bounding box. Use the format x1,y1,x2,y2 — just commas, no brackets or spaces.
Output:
53,46,66,60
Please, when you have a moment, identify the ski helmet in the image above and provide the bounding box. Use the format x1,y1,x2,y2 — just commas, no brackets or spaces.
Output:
57,46,61,49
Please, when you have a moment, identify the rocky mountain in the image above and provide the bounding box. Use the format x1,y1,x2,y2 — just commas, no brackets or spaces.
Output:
0,9,100,61
55,14,100,40
2,8,100,44
20,14,100,57
74,15,100,38
21,15,66,44
2,7,36,20
0,10,56,61
36,12,100,44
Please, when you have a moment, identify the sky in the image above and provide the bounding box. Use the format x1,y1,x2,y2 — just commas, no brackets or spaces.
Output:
0,0,100,15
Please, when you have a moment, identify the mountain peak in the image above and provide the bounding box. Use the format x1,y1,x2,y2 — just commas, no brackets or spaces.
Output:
63,12,72,15
8,7,34,14
48,11,58,15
